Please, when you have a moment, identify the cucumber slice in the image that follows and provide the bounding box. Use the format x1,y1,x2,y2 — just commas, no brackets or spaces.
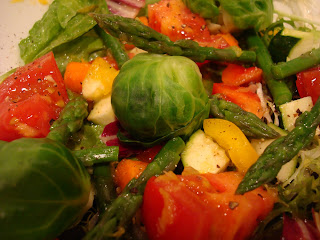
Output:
279,96,313,131
268,28,320,62
277,156,298,183
181,130,230,174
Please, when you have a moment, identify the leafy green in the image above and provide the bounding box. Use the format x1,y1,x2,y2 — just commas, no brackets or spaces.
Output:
19,0,108,64
279,146,320,219
111,53,210,145
219,0,273,31
53,33,105,74
181,0,219,19
0,138,92,240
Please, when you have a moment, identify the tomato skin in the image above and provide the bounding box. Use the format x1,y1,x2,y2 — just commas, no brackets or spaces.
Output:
142,174,213,240
142,171,277,240
296,65,320,104
148,0,229,48
0,52,68,141
212,83,264,118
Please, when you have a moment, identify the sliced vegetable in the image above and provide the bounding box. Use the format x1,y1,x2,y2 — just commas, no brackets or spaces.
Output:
296,65,320,104
269,28,320,63
106,0,145,18
203,119,259,174
148,0,225,48
282,214,320,240
0,52,68,142
181,129,230,174
114,158,149,191
82,57,119,101
212,83,264,118
142,171,276,240
279,96,314,131
221,63,262,86
87,95,117,126
64,61,91,93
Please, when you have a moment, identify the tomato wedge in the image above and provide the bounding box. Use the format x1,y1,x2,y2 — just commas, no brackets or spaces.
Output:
148,0,230,48
0,52,68,141
142,171,276,240
296,65,320,104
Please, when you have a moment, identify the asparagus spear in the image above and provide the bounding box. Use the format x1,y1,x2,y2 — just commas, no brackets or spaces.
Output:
84,137,185,240
95,26,130,69
271,47,320,79
47,93,88,144
90,13,256,63
73,146,119,167
210,94,280,139
236,97,320,194
93,165,118,215
246,30,292,106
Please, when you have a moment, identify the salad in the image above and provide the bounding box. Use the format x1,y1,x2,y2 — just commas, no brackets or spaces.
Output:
1,0,320,239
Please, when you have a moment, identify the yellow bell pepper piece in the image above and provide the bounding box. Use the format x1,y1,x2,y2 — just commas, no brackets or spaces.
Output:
82,57,119,102
203,119,258,174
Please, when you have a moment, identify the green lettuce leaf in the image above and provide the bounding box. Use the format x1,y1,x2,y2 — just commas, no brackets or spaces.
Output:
19,0,108,64
279,145,320,219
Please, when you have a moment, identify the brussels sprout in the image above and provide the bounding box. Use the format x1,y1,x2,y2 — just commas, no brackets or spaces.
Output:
219,0,273,32
111,53,210,144
0,138,92,240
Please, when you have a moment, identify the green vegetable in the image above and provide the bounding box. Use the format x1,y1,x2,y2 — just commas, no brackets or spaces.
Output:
268,28,301,63
246,30,292,106
19,0,108,64
182,0,219,19
93,165,117,215
111,53,210,145
236,97,320,194
0,95,93,240
219,0,273,32
279,96,314,131
47,93,89,144
53,33,106,74
95,26,129,69
181,129,230,174
73,146,119,166
271,47,320,79
279,146,320,219
210,94,280,139
84,137,185,240
91,13,257,63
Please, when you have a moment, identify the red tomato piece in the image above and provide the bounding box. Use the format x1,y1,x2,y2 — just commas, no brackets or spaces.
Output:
148,0,229,48
142,171,277,240
0,52,68,141
296,65,320,104
212,83,264,118
136,145,163,163
222,64,263,86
